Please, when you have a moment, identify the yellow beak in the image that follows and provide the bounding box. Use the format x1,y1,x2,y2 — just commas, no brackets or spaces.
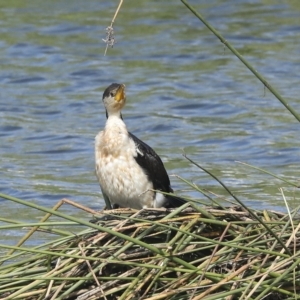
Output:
115,84,125,102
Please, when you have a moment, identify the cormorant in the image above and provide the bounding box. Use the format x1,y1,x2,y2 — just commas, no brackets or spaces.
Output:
95,83,186,209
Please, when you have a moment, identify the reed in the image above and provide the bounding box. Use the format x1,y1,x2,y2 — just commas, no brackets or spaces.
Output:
0,164,299,300
181,0,300,123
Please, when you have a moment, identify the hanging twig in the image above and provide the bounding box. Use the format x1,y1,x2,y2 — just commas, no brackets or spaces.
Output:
103,0,124,56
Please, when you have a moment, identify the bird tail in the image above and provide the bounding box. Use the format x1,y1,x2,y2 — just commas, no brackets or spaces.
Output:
164,194,187,208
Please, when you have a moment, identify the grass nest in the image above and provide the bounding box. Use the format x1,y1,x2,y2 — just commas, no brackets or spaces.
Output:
0,198,299,300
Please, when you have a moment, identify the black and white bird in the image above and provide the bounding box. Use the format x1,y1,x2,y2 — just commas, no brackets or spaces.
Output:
95,83,186,209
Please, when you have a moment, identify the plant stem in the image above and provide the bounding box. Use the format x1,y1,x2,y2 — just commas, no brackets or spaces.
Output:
181,0,300,123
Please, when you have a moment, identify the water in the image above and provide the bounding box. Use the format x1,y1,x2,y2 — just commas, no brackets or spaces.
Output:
0,0,300,243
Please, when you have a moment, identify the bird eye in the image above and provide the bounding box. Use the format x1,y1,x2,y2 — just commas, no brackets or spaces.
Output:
109,92,114,97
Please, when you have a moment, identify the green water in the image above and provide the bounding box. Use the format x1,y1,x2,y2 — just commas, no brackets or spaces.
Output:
0,0,300,244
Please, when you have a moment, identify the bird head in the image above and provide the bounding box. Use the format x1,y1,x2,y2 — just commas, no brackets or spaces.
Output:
102,83,126,117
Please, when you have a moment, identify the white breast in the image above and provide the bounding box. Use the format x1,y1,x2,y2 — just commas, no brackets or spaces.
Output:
95,116,155,209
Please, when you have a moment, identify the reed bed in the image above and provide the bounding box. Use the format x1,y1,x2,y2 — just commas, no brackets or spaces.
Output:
0,194,299,300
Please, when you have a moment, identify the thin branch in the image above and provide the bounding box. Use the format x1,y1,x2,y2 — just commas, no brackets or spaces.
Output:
103,0,124,56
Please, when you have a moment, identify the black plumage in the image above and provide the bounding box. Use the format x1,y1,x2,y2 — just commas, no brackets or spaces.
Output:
128,132,186,208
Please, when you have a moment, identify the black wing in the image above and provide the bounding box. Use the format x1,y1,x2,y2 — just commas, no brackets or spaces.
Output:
128,132,186,208
129,132,172,193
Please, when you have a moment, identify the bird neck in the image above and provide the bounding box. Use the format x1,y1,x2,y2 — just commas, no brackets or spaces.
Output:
106,110,123,120
105,113,127,132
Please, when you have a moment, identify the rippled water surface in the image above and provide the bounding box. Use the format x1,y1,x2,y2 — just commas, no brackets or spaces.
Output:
1,1,300,241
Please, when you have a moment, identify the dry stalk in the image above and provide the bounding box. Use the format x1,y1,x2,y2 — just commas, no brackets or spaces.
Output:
103,0,124,55
46,257,61,298
189,222,232,300
194,259,259,300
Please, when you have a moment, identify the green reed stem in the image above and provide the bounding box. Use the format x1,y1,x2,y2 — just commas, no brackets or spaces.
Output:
183,155,292,256
181,0,300,123
237,161,300,188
